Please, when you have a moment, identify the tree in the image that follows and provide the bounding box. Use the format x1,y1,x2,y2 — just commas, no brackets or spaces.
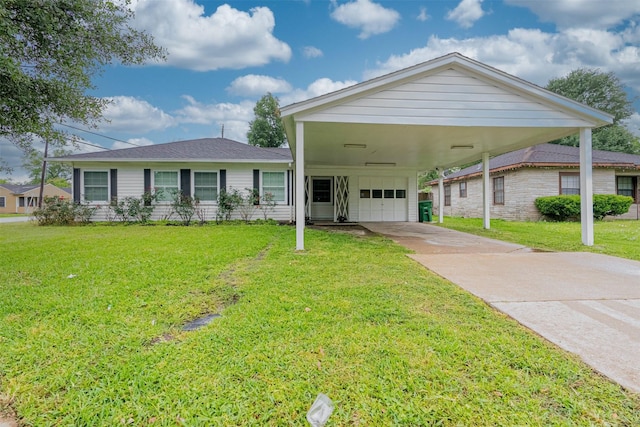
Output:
247,93,287,147
21,147,72,185
546,69,640,154
1,0,165,151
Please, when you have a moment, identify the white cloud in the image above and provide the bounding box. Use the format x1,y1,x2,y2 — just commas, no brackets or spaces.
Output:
505,0,640,30
363,27,640,98
280,78,358,105
100,97,176,133
330,0,400,39
623,113,640,138
174,96,255,142
227,75,293,97
446,0,485,29
130,1,291,71
303,46,324,58
112,137,155,150
417,7,429,22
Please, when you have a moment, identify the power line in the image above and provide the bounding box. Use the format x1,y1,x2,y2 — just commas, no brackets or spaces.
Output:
58,123,141,146
61,135,110,151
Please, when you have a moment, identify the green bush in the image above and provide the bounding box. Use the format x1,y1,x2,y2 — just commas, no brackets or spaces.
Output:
535,194,633,221
33,196,98,225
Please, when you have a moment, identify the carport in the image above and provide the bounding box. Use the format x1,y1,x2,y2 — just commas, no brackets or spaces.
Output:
281,52,613,250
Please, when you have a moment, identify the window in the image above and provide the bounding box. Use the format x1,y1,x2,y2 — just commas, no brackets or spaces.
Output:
444,184,451,206
194,172,218,201
263,172,285,202
154,171,179,201
360,189,370,198
0,196,5,208
18,197,25,207
493,177,504,205
372,189,382,199
395,189,406,199
560,172,580,195
384,189,395,198
617,176,637,202
84,171,108,202
459,182,467,198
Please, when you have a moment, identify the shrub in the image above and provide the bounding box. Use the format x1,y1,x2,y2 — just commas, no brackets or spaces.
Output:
33,196,98,225
535,195,580,221
237,188,260,223
170,192,198,226
535,194,633,221
216,189,243,222
258,191,277,220
110,192,157,224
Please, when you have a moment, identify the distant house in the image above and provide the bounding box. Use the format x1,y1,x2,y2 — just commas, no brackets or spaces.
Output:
49,138,295,222
429,144,640,221
0,183,71,214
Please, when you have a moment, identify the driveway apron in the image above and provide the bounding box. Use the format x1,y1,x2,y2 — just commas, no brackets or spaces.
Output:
362,222,640,394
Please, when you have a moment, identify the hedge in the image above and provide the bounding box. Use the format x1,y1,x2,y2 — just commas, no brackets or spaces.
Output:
535,194,633,221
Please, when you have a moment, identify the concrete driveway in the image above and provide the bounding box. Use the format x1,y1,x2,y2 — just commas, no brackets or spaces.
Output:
362,222,640,394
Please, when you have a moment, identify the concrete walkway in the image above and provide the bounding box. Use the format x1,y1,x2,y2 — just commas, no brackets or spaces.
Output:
362,222,640,394
0,216,31,223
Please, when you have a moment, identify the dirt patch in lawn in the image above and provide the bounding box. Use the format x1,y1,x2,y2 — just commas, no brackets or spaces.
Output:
308,223,375,237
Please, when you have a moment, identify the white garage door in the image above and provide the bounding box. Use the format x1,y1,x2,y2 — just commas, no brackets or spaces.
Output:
358,176,407,221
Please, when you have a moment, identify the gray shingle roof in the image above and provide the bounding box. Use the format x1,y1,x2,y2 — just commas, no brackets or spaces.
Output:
49,138,293,162
0,184,39,194
440,144,640,182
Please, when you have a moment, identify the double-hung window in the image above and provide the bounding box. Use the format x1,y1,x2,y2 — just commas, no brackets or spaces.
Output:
560,172,580,195
459,181,467,198
617,176,636,202
194,172,218,201
0,196,5,208
154,171,179,201
84,171,109,202
444,184,451,206
493,177,504,205
262,172,285,202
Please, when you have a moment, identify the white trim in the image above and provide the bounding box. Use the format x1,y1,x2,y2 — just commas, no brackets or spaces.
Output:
192,170,219,203
295,122,305,250
482,152,490,229
261,170,287,204
153,170,180,203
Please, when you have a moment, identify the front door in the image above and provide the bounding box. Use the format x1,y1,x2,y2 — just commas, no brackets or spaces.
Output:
310,177,333,220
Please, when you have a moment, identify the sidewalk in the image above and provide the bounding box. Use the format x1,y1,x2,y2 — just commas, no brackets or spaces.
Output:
362,222,640,393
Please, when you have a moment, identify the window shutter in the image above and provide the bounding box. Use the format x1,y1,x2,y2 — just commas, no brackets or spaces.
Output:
110,169,117,203
73,168,81,203
144,169,151,206
180,169,191,197
220,169,226,192
253,169,260,205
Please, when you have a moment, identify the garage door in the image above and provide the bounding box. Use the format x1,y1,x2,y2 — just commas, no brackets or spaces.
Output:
358,176,407,221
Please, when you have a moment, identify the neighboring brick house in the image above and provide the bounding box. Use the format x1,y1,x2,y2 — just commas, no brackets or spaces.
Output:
429,144,640,221
0,183,71,214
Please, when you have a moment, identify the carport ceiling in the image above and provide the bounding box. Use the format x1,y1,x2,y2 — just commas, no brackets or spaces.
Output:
301,121,579,171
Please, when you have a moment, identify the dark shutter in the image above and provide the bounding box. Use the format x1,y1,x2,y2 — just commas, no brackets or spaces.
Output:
144,169,151,206
180,169,191,197
110,169,117,203
220,169,226,192
73,168,81,203
253,169,260,205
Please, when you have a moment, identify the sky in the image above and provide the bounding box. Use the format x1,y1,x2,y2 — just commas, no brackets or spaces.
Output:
2,0,640,182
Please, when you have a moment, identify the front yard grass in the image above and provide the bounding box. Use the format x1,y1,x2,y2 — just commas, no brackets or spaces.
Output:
434,217,640,261
1,222,639,425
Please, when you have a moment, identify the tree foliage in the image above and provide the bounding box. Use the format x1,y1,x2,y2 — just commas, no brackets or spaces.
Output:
0,0,165,150
247,93,287,148
22,147,72,185
546,69,640,154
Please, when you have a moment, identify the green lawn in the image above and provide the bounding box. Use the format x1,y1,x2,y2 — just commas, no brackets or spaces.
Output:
1,223,639,425
434,217,640,261
0,213,27,218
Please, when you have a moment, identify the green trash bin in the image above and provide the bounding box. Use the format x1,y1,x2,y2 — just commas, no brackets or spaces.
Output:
418,200,433,222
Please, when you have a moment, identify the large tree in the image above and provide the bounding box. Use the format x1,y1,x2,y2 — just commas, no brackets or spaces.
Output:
546,69,640,154
22,147,72,185
0,0,165,151
247,93,287,148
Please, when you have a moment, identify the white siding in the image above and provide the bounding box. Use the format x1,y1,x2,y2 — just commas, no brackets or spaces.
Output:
302,68,592,128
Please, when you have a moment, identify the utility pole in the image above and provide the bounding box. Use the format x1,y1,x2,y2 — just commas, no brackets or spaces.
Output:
220,123,224,138
38,140,49,208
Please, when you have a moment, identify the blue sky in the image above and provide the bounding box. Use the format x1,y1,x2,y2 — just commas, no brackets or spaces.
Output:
2,0,640,181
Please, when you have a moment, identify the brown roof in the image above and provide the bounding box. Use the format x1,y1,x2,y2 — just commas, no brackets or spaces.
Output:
435,144,640,183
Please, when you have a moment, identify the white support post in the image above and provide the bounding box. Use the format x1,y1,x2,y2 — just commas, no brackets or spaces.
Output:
438,172,444,223
580,128,594,246
295,121,305,251
482,152,491,229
